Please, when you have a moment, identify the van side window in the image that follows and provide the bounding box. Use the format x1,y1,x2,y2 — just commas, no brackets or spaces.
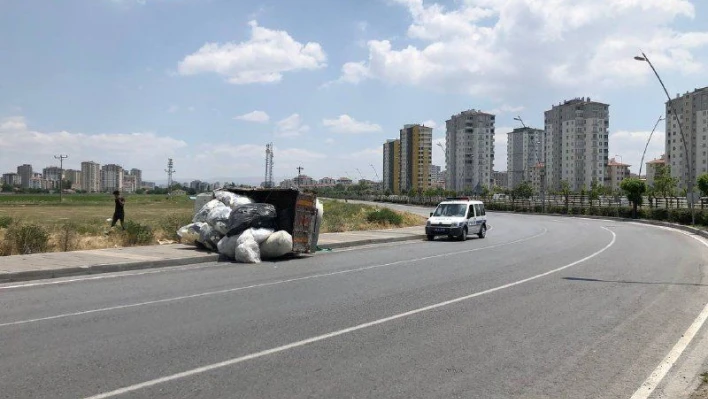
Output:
473,204,480,217
468,205,475,218
480,204,486,216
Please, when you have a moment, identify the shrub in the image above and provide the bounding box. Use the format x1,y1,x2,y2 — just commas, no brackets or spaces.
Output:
158,213,193,240
0,216,12,228
668,209,692,225
366,208,403,226
2,224,49,255
57,223,79,252
121,221,154,246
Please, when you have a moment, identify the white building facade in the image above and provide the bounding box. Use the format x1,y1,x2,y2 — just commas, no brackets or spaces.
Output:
545,98,609,192
445,110,495,193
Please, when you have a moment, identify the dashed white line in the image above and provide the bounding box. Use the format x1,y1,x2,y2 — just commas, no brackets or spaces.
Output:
0,228,545,328
82,227,615,399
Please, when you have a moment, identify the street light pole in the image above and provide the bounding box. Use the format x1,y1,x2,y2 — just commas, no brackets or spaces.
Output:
638,115,665,178
635,52,695,224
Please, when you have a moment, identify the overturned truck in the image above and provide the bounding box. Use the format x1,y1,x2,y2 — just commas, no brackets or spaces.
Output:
177,188,323,263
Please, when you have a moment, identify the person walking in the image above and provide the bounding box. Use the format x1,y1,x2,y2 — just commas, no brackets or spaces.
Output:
111,190,126,230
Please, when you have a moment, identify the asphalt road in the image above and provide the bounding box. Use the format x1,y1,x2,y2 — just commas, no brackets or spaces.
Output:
2,209,708,399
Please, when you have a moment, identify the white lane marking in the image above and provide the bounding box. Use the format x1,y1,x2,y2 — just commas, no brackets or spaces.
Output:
83,227,616,399
0,262,224,290
0,223,484,290
630,231,708,399
0,228,546,328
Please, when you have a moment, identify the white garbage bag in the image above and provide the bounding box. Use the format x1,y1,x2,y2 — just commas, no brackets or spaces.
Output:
176,222,206,245
312,199,324,248
214,190,253,209
197,223,223,251
248,227,275,244
260,230,293,259
234,230,261,263
216,235,240,259
207,206,232,235
193,199,224,223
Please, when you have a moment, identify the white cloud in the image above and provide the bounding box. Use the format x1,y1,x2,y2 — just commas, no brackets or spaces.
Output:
234,110,270,123
338,0,708,94
0,116,334,182
0,116,188,179
485,104,525,115
421,120,438,129
322,114,382,134
177,20,327,84
610,129,666,174
325,138,335,144
167,105,179,113
275,113,310,137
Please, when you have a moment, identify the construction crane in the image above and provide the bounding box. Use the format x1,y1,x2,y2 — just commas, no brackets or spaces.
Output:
355,168,365,181
369,164,380,180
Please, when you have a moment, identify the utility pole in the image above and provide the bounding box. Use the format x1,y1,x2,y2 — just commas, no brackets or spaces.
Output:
296,166,304,189
165,158,175,199
54,154,68,202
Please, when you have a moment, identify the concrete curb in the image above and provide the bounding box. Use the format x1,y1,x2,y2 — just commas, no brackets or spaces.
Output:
0,233,427,283
0,253,220,283
323,234,425,249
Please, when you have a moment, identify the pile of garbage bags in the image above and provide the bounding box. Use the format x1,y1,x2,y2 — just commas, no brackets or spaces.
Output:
176,190,299,263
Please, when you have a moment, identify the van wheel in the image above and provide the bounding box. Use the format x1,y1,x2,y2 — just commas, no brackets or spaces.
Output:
426,235,435,241
460,227,468,241
478,224,486,239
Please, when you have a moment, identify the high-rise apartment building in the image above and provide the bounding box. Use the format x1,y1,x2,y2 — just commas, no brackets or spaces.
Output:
101,164,124,192
17,164,33,188
81,161,101,192
645,155,666,188
2,173,20,186
445,110,495,192
665,87,708,191
64,169,82,189
129,168,142,188
382,139,401,194
492,171,509,189
606,157,630,192
400,124,433,194
507,127,544,189
544,97,609,192
42,166,63,183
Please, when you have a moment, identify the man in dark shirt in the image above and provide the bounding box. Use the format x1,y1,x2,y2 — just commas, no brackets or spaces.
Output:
111,190,126,230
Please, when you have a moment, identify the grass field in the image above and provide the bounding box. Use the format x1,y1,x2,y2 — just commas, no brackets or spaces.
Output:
0,194,425,255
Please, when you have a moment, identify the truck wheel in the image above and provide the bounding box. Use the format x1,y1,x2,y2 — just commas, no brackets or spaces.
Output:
478,224,486,239
426,235,435,241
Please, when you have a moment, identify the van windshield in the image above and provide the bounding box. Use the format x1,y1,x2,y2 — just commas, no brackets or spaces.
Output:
433,204,467,217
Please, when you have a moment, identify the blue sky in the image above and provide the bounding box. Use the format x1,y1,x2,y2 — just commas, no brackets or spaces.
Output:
1,0,708,184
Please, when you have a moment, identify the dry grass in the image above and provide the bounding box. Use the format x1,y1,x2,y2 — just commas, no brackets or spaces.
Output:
0,194,193,253
320,200,426,233
0,195,425,255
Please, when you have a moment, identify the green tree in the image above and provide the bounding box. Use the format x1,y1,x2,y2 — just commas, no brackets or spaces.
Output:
514,181,534,208
697,173,708,198
589,180,602,207
620,177,646,219
653,164,677,207
560,180,571,210
1,183,12,192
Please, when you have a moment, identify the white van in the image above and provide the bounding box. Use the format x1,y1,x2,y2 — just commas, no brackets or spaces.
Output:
425,198,487,241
